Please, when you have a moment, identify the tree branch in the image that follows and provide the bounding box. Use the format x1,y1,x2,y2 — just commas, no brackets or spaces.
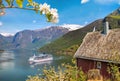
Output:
0,6,36,11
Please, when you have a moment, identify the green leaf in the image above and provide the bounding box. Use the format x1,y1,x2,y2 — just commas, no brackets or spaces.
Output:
16,0,24,8
5,0,11,6
26,3,31,7
46,13,52,22
28,0,32,3
0,4,4,8
40,11,42,15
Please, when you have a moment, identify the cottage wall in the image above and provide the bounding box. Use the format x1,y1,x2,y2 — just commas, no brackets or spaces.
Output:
77,58,111,78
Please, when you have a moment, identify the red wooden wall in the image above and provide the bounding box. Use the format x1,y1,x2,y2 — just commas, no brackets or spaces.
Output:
76,58,111,78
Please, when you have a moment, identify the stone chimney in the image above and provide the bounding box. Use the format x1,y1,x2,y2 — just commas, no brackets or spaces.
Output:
93,26,96,32
103,21,109,35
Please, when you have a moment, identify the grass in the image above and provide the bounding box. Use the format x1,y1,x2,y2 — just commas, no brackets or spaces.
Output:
109,15,120,19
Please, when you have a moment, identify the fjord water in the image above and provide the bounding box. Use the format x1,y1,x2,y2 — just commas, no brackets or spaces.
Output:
0,50,72,81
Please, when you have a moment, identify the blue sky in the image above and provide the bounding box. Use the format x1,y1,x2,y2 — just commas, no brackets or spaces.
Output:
0,0,120,35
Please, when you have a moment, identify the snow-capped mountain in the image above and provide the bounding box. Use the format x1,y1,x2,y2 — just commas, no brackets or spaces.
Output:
0,24,83,49
61,24,83,31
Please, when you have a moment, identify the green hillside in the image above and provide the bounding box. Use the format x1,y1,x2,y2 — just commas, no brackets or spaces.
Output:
39,8,120,55
39,19,103,55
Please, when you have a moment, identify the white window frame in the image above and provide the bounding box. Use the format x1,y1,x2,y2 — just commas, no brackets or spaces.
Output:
97,62,101,69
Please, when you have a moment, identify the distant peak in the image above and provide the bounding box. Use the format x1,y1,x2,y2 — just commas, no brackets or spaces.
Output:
109,7,120,16
34,26,68,32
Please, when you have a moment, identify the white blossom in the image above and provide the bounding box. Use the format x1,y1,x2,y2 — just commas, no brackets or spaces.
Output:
50,15,59,23
38,3,59,23
50,8,58,17
50,8,59,23
50,8,58,15
39,3,50,14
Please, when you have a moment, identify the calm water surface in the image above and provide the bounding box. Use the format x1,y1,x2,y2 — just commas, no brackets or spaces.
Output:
0,50,72,81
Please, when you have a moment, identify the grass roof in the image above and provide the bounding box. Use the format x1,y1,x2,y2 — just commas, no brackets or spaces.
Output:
74,29,120,62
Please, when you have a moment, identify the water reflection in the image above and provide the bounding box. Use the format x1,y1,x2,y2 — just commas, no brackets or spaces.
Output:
0,51,15,61
0,61,14,70
0,51,15,70
30,60,53,68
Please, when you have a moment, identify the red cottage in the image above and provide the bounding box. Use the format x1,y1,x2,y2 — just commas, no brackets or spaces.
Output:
74,22,120,78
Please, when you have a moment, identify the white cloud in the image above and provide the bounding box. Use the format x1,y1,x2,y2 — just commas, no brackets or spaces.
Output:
81,0,89,4
95,0,120,5
33,20,36,23
84,21,88,25
1,33,14,37
0,21,3,26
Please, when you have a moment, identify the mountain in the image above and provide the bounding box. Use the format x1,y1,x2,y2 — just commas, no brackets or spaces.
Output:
0,34,7,48
39,8,120,55
11,26,69,49
0,34,13,49
104,8,120,29
39,19,103,55
0,25,84,50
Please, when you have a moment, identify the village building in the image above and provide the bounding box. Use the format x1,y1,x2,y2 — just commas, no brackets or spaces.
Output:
74,22,120,78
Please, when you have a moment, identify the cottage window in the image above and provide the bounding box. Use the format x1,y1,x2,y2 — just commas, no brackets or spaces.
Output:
97,62,101,69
